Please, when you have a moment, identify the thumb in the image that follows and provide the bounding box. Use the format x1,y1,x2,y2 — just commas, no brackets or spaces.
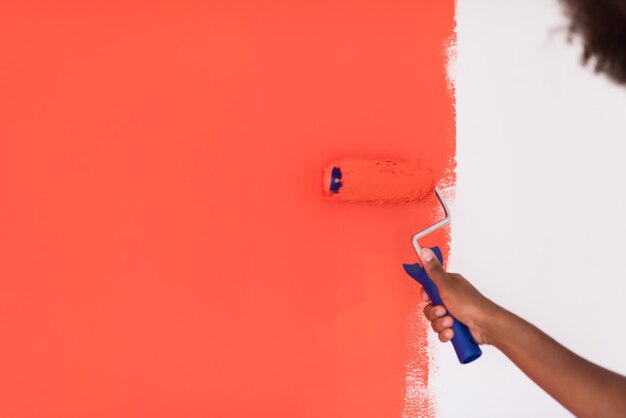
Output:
420,248,449,288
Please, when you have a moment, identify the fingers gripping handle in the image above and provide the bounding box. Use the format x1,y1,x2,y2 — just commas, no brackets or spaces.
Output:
403,247,482,364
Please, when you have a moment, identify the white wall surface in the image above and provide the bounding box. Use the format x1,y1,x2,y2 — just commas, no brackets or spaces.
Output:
438,1,626,417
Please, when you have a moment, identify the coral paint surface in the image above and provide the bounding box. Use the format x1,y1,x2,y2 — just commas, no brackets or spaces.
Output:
0,2,455,417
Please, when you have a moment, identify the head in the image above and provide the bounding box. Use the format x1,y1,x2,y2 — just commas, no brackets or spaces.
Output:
560,0,626,85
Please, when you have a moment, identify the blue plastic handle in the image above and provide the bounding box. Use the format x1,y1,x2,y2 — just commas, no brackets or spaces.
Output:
403,246,482,364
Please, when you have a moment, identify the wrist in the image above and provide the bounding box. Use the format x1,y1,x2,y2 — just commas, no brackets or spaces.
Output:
480,303,515,348
472,301,511,346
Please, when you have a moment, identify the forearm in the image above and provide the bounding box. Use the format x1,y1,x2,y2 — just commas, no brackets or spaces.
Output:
417,250,626,416
487,307,626,418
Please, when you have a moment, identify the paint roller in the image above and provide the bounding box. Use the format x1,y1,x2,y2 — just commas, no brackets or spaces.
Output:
322,158,482,364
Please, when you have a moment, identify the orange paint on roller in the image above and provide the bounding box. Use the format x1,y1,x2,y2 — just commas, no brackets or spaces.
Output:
323,159,435,204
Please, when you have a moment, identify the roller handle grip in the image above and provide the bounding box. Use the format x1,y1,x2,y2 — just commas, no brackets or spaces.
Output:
403,246,482,364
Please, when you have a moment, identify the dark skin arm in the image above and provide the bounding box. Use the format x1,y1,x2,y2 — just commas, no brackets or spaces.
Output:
419,247,626,418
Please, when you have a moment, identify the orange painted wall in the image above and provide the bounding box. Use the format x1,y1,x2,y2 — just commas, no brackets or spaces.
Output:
0,2,455,417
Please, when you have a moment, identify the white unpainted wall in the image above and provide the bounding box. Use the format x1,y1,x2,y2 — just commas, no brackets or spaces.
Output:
436,0,626,417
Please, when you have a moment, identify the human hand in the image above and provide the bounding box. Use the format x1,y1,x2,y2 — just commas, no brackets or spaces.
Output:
419,247,501,345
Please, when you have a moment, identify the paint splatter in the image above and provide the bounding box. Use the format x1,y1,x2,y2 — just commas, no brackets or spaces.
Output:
402,305,437,418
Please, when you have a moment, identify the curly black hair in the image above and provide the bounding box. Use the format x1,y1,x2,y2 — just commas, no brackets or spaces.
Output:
560,0,626,84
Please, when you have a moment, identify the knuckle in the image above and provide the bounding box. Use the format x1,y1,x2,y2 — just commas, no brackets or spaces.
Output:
432,316,454,333
429,263,445,275
432,318,446,333
428,266,450,284
449,273,464,283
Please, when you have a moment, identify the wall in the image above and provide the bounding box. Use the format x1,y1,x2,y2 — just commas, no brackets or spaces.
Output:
0,2,455,417
436,0,626,417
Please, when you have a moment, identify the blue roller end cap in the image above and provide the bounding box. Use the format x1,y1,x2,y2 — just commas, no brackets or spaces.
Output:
329,166,342,193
